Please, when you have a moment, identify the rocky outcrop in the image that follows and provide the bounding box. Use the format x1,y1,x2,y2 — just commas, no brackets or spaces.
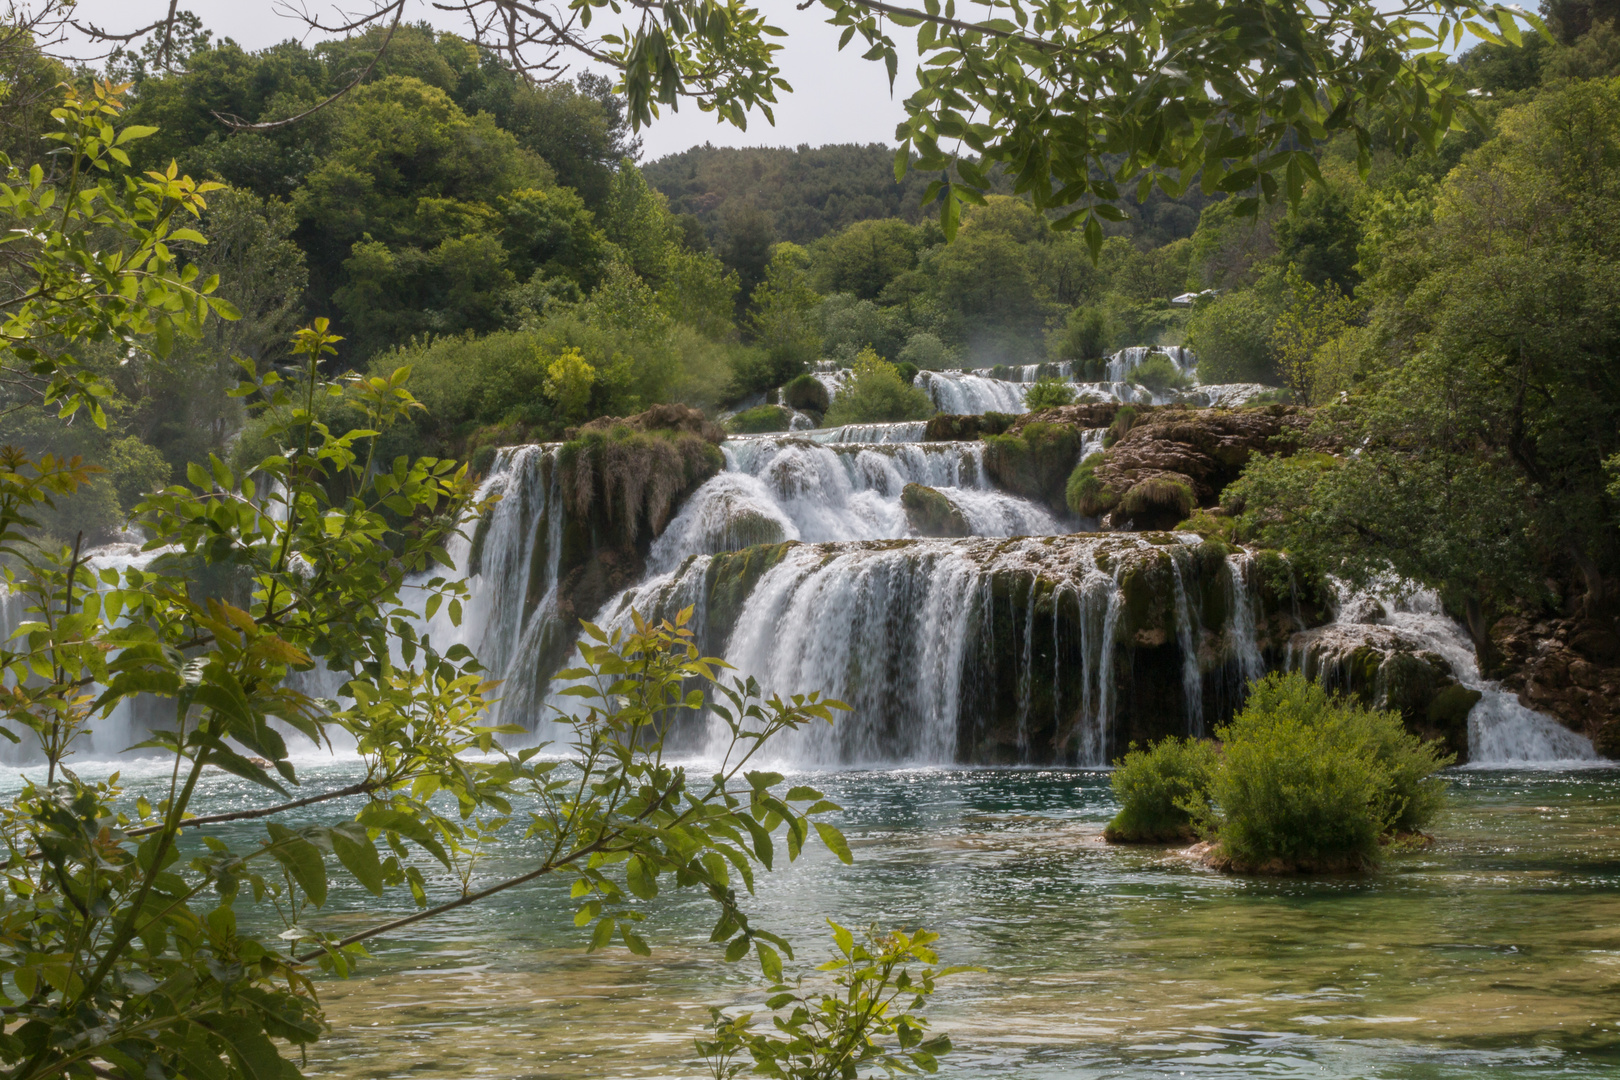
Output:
923,411,1017,441
901,483,970,538
980,422,1087,514
1072,405,1316,530
554,405,725,623
1491,614,1620,751
1287,623,1477,760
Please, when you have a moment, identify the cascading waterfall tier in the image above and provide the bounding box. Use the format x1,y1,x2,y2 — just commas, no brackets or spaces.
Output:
579,534,1320,767
1286,584,1600,766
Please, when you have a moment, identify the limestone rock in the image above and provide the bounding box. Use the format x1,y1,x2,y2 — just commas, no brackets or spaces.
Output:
1286,623,1472,759
1491,615,1620,750
901,483,971,538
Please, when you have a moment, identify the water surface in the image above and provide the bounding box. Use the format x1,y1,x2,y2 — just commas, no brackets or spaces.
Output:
37,761,1620,1078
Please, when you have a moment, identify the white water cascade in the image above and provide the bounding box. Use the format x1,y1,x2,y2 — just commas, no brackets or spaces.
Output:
1306,585,1600,767
647,435,1061,573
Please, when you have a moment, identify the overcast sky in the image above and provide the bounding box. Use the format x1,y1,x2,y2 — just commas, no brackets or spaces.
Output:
60,0,921,161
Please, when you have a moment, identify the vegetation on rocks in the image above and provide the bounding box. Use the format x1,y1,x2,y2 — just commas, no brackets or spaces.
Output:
728,404,795,433
823,347,935,425
1195,673,1453,873
1104,738,1221,842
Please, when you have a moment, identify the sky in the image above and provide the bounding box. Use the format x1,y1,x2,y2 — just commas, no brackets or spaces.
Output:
58,0,921,161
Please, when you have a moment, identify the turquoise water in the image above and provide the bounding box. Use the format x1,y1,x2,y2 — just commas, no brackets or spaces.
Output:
39,760,1620,1078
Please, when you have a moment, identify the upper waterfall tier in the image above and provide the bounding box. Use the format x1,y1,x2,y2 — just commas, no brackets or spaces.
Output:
648,435,1062,572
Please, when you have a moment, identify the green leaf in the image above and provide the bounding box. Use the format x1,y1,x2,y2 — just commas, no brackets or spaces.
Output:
814,821,854,864
329,823,385,895
626,855,658,900
265,824,328,907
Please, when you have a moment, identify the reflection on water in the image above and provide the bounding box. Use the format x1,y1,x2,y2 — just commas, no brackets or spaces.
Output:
23,761,1620,1078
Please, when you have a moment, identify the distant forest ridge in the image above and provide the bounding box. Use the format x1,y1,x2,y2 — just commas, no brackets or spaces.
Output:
643,143,1212,250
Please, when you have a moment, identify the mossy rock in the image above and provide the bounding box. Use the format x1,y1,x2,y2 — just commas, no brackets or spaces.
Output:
728,404,794,433
1065,454,1116,517
782,374,830,413
982,421,1083,512
1117,550,1174,647
1427,683,1482,738
901,483,970,538
704,542,800,646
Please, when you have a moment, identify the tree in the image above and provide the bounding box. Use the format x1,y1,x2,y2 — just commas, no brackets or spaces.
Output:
59,0,1542,250
1269,267,1362,402
810,218,921,300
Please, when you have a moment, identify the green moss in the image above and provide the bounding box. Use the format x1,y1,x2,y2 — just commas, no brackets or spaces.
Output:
1426,683,1482,735
983,421,1083,511
1120,478,1194,519
705,542,799,644
728,404,794,433
1064,453,1117,517
901,482,970,538
1102,406,1139,448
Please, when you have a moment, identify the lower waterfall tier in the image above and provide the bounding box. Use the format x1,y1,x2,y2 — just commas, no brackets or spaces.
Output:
586,534,1333,767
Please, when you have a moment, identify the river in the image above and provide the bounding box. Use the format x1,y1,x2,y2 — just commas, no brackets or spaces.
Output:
22,757,1618,1079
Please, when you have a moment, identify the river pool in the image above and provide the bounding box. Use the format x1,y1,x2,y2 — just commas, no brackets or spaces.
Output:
35,760,1620,1079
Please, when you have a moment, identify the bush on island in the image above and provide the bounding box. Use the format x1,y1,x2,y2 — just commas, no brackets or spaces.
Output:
824,346,935,425
1199,672,1453,873
782,372,831,413
728,404,794,433
1126,353,1192,392
1104,737,1220,842
1024,376,1078,410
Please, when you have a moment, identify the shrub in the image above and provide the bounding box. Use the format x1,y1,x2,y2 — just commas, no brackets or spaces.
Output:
1101,405,1138,447
824,346,935,425
782,372,831,412
1188,289,1279,384
1203,672,1452,872
1105,737,1221,842
728,404,794,433
1126,353,1192,392
1065,453,1115,517
1052,306,1109,362
1024,376,1077,410
894,360,920,386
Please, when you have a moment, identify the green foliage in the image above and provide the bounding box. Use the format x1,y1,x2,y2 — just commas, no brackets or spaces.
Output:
1125,354,1192,392
1105,738,1221,842
1199,674,1453,871
1052,307,1110,365
1270,267,1363,402
896,331,957,370
811,218,923,299
699,925,975,1080
1065,454,1115,517
820,293,909,363
1024,376,1078,410
740,243,822,396
783,373,831,413
823,348,935,426
729,404,794,433
982,422,1082,510
1188,290,1279,385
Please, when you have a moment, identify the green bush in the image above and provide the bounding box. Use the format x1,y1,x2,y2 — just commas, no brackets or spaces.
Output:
1024,376,1077,410
824,347,935,425
1052,306,1110,362
782,372,831,413
1188,290,1279,384
1065,453,1115,517
728,404,794,433
897,330,958,370
1105,737,1220,842
1204,673,1453,872
1126,353,1192,392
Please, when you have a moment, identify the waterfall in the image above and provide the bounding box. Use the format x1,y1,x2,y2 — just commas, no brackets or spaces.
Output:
1104,346,1198,384
1169,548,1205,737
1224,554,1267,686
446,445,567,725
807,421,928,444
915,370,1030,414
647,436,1059,572
1295,583,1600,767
